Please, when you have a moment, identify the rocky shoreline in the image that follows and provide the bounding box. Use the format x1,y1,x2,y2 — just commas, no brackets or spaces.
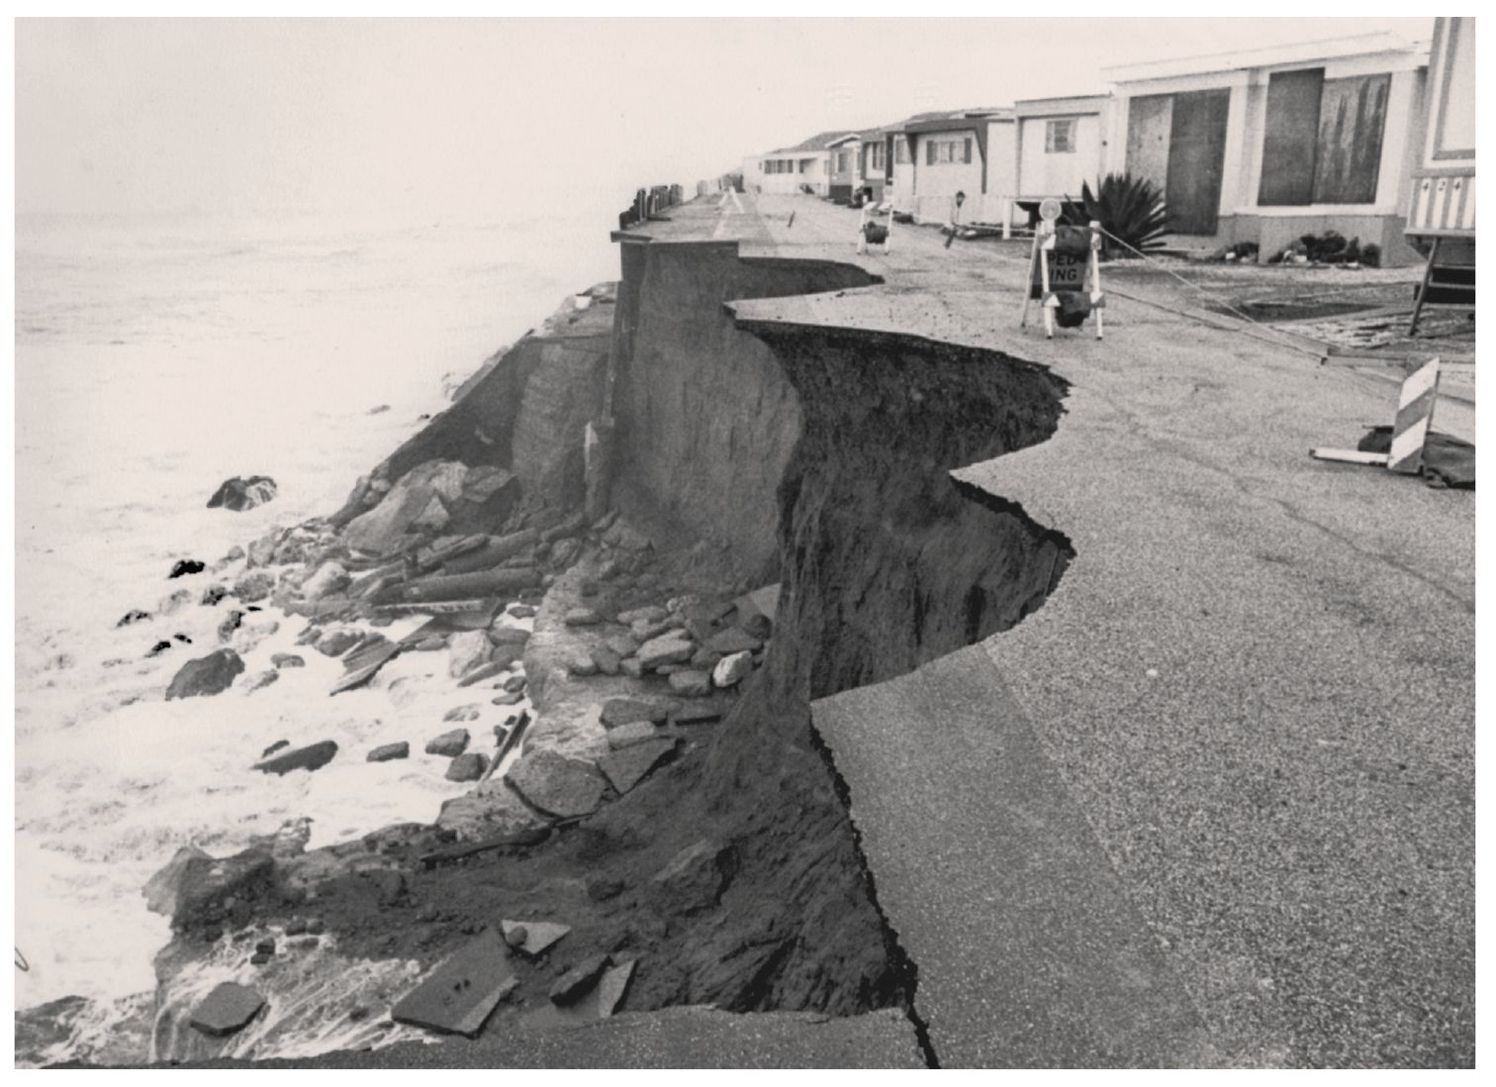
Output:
18,281,902,1066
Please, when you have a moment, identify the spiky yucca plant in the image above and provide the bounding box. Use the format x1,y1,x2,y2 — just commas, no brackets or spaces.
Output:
1063,173,1170,258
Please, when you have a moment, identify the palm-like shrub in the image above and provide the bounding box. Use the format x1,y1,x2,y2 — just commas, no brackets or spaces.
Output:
1062,173,1170,258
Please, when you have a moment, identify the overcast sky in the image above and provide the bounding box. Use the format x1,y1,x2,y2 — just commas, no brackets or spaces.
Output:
16,17,1432,219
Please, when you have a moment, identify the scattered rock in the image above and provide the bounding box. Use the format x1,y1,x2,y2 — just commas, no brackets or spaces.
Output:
691,647,724,670
217,610,245,643
300,562,350,602
631,615,675,641
592,646,622,675
549,955,611,1006
606,721,661,750
667,670,713,698
148,640,174,657
600,698,670,728
486,626,530,647
620,657,644,679
637,631,694,671
705,627,762,655
598,738,677,794
670,703,723,726
586,877,623,902
199,585,228,607
713,651,754,688
501,674,527,694
254,938,277,957
253,740,338,775
491,690,524,706
159,588,194,615
617,605,668,626
243,669,280,693
271,653,304,669
426,729,470,758
446,752,489,782
507,604,537,619
563,607,601,627
447,630,493,679
549,538,583,568
507,749,605,819
501,920,571,957
368,742,410,763
456,660,509,688
189,981,265,1037
315,629,363,657
567,654,599,678
262,739,290,757
169,559,206,579
232,571,276,604
604,632,640,658
165,649,245,700
443,704,482,723
116,608,151,627
207,476,278,512
143,844,211,915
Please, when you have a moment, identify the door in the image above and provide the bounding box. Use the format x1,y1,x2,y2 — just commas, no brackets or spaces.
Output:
1165,89,1230,235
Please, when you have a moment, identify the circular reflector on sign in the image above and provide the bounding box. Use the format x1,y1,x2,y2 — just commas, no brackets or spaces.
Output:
1039,198,1062,222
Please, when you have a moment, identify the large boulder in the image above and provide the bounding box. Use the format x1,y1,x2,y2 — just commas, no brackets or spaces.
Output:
189,981,266,1037
253,740,338,775
507,749,605,820
445,752,489,782
426,729,471,758
342,460,470,556
712,651,754,689
299,561,350,603
165,649,245,700
143,844,212,915
206,476,278,513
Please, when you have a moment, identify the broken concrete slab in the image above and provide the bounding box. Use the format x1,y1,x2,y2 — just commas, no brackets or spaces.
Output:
651,840,731,914
330,638,403,696
550,954,611,1006
599,697,671,728
390,927,518,1038
446,752,489,782
501,919,571,957
507,749,605,820
189,981,266,1038
165,648,245,700
598,738,677,794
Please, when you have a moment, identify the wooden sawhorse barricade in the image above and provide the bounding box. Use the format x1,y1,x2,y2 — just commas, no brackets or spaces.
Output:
1019,204,1105,339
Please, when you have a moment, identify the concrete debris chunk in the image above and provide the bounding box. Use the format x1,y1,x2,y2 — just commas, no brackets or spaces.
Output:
549,954,611,1006
598,738,677,794
368,742,410,763
165,648,245,700
507,749,605,819
391,927,518,1037
667,669,713,698
189,981,266,1038
444,704,483,722
713,651,755,688
501,919,571,957
600,697,671,728
637,631,694,671
705,627,762,656
564,607,602,627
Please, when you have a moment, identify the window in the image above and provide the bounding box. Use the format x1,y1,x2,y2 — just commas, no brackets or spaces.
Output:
1045,118,1077,153
925,137,973,165
1258,68,1390,206
896,137,910,165
868,141,885,171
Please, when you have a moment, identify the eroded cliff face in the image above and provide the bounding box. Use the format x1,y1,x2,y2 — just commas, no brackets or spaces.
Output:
607,241,880,584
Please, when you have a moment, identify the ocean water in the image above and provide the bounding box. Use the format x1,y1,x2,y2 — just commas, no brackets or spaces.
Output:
13,205,621,1058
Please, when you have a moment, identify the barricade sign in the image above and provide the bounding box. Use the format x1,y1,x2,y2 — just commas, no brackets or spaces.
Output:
1311,357,1445,478
1020,199,1104,340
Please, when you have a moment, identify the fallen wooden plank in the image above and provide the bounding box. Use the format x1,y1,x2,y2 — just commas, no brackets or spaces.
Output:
1310,448,1390,467
371,598,500,617
379,567,540,606
330,640,403,696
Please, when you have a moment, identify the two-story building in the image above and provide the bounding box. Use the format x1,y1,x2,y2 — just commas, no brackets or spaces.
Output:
1101,31,1430,263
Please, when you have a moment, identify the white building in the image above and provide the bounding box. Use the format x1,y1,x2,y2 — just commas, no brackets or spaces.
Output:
743,130,846,196
1101,31,1430,263
1012,95,1110,216
892,109,1016,230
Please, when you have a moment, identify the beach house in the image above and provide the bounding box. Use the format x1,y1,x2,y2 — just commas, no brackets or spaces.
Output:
1100,31,1430,263
743,131,845,196
1011,95,1111,228
893,109,1016,229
